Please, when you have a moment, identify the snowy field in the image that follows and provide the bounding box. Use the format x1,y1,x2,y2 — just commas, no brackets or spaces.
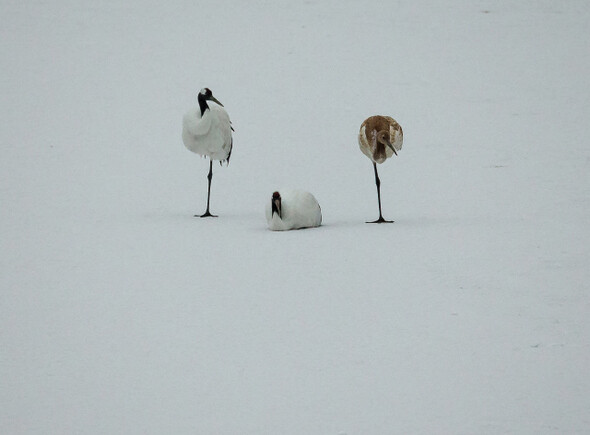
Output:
2,0,589,433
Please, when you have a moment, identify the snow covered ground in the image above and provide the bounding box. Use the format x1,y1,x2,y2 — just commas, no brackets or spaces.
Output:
2,1,589,433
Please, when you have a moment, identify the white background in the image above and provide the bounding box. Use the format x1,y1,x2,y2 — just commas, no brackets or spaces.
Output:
2,1,589,433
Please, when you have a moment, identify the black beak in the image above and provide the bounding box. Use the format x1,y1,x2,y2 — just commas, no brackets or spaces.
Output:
208,95,224,107
386,141,398,156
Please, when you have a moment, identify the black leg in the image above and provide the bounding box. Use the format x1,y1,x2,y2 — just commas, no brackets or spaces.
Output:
196,159,218,218
367,162,393,223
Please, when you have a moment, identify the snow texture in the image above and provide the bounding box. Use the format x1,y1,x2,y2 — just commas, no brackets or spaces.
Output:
1,1,589,434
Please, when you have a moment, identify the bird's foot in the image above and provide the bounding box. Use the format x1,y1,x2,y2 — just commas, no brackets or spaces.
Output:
195,211,218,218
366,217,394,223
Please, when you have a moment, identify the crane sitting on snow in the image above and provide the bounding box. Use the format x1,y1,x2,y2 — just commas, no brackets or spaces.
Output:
265,190,322,231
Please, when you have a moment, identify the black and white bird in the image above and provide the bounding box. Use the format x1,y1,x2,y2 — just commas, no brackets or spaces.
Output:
265,190,322,231
182,88,233,217
358,115,403,223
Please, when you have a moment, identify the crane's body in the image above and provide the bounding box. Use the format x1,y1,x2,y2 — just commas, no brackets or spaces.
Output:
182,88,233,217
265,190,322,231
358,115,403,223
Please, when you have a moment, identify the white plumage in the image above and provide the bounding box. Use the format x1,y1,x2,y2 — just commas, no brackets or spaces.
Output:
358,115,403,223
182,88,233,217
265,190,322,231
182,103,232,161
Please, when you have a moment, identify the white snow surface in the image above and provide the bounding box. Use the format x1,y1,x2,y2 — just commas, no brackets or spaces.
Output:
265,189,322,231
1,1,589,434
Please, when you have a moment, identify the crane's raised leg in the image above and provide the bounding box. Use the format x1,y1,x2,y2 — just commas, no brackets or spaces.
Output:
197,159,218,218
367,162,393,223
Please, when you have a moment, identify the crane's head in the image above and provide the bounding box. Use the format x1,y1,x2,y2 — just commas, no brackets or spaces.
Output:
377,131,397,155
199,88,224,107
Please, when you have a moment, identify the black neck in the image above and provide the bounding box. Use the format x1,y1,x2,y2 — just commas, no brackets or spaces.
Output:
271,199,281,218
198,94,209,116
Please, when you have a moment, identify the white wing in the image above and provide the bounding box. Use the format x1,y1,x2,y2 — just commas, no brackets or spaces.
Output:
182,103,233,162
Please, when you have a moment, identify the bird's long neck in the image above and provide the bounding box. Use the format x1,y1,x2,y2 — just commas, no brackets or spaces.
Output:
272,197,281,219
198,95,209,117
372,130,388,161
